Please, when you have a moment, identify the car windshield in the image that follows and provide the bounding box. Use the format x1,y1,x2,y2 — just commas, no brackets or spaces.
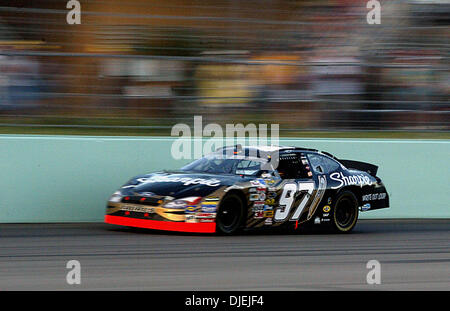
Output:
180,154,267,176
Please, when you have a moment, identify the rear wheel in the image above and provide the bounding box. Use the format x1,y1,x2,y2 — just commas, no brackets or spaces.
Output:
216,193,245,235
331,191,359,233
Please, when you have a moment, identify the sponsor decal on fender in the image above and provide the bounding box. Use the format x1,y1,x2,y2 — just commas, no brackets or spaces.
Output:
252,201,265,211
362,192,387,202
196,213,216,223
263,205,273,211
185,214,197,223
250,193,260,201
204,197,219,202
250,179,267,188
201,199,219,212
263,210,274,218
201,205,217,213
185,205,199,212
254,211,264,219
137,175,221,187
323,205,331,213
264,218,273,225
265,198,276,205
361,203,371,211
120,205,155,213
330,172,372,189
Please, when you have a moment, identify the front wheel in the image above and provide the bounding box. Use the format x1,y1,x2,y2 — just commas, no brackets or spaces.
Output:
331,191,359,233
216,193,245,235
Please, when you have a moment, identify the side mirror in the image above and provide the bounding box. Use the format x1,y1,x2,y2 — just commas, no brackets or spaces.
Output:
316,165,324,173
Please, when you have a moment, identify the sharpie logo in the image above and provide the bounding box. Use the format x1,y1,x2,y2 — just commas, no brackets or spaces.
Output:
330,172,372,189
136,175,221,187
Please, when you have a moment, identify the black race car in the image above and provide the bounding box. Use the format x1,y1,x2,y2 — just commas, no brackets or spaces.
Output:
105,145,389,234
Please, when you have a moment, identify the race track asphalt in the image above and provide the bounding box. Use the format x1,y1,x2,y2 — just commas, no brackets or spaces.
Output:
0,220,448,290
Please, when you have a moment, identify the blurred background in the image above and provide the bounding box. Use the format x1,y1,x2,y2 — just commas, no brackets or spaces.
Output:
0,0,448,137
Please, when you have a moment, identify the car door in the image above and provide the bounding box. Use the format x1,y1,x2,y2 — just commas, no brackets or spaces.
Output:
273,152,326,224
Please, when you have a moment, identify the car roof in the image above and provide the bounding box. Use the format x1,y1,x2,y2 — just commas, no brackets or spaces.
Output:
215,144,337,158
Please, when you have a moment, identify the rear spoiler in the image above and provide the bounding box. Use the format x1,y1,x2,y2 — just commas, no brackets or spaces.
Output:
338,159,378,177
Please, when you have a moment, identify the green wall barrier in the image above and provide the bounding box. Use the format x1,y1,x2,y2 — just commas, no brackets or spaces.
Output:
0,135,448,222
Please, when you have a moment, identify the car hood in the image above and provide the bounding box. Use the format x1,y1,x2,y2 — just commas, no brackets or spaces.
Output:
121,171,250,198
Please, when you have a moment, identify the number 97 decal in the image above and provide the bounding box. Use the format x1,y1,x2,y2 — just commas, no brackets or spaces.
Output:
274,175,327,222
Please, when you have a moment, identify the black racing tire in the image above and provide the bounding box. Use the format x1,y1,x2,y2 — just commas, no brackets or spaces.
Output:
331,190,359,233
216,193,245,235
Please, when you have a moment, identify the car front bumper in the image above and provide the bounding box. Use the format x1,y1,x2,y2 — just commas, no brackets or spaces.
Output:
104,215,216,233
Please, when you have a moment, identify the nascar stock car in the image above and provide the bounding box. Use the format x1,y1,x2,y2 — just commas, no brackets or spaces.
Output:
105,145,389,234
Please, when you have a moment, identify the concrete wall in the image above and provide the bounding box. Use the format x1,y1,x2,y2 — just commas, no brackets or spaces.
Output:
0,135,448,222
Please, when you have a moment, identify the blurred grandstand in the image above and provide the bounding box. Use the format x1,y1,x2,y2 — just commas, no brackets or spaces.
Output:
0,0,448,136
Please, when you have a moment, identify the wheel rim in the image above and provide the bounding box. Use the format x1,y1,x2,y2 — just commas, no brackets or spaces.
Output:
335,197,356,228
218,197,241,231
